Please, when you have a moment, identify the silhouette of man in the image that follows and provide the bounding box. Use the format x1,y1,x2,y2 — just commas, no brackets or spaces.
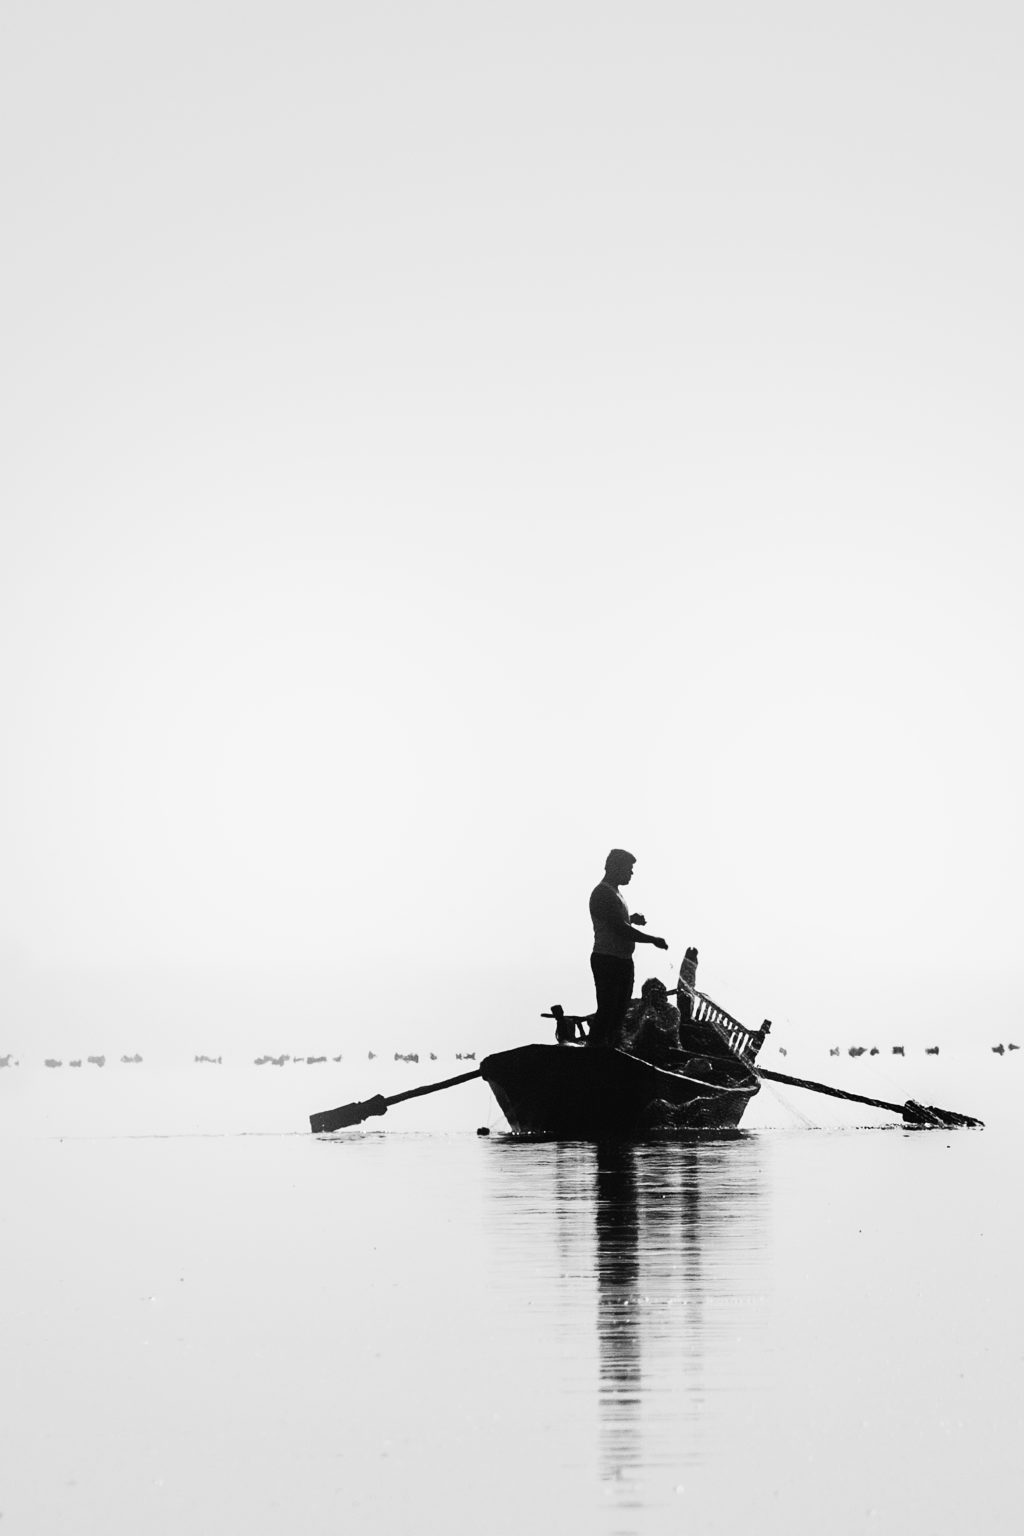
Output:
588,849,668,1047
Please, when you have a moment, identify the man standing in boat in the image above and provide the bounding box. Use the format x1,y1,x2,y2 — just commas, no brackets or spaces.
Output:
588,849,668,1046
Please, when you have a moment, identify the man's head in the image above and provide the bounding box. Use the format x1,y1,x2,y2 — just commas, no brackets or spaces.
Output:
604,848,636,885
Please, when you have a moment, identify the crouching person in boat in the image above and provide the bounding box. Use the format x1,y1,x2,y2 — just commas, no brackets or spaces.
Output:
588,848,668,1047
620,977,683,1066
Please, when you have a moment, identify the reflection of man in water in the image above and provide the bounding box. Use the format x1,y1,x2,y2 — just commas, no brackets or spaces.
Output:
589,849,668,1047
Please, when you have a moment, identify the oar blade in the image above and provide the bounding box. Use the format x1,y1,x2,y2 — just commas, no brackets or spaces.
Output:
310,1094,388,1134
902,1099,984,1129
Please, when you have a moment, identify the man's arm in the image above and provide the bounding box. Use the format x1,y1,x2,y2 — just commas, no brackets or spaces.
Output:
630,912,668,948
636,930,668,949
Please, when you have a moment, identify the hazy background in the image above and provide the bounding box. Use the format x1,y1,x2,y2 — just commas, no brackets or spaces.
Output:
3,0,1021,1059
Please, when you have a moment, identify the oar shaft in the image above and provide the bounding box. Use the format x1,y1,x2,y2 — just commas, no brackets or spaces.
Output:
384,1068,481,1107
758,1067,902,1115
758,1067,982,1128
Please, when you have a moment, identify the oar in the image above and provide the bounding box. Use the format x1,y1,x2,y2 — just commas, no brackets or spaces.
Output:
310,1068,481,1133
757,1067,983,1128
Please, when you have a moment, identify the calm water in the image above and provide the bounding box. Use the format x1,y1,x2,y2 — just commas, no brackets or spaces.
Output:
2,1055,1020,1534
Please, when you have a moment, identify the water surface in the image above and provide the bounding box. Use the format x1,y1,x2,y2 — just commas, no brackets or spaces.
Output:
2,1057,1019,1533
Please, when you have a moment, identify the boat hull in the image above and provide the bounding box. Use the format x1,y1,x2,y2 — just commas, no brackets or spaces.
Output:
480,1043,759,1137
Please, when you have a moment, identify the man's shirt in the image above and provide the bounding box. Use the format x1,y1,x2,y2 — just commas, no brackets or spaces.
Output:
590,880,634,959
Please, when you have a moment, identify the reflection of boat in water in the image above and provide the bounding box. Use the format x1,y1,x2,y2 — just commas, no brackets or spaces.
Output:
474,1129,772,1515
475,1134,773,1506
481,975,771,1137
588,1138,770,1496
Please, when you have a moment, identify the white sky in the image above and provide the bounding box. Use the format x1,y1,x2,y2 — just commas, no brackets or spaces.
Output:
3,1,1022,1053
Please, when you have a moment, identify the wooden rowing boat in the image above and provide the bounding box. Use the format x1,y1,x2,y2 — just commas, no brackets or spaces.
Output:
479,1041,759,1136
479,986,770,1137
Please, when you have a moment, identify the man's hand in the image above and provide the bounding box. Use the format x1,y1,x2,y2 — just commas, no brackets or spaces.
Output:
653,936,668,951
629,913,646,926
